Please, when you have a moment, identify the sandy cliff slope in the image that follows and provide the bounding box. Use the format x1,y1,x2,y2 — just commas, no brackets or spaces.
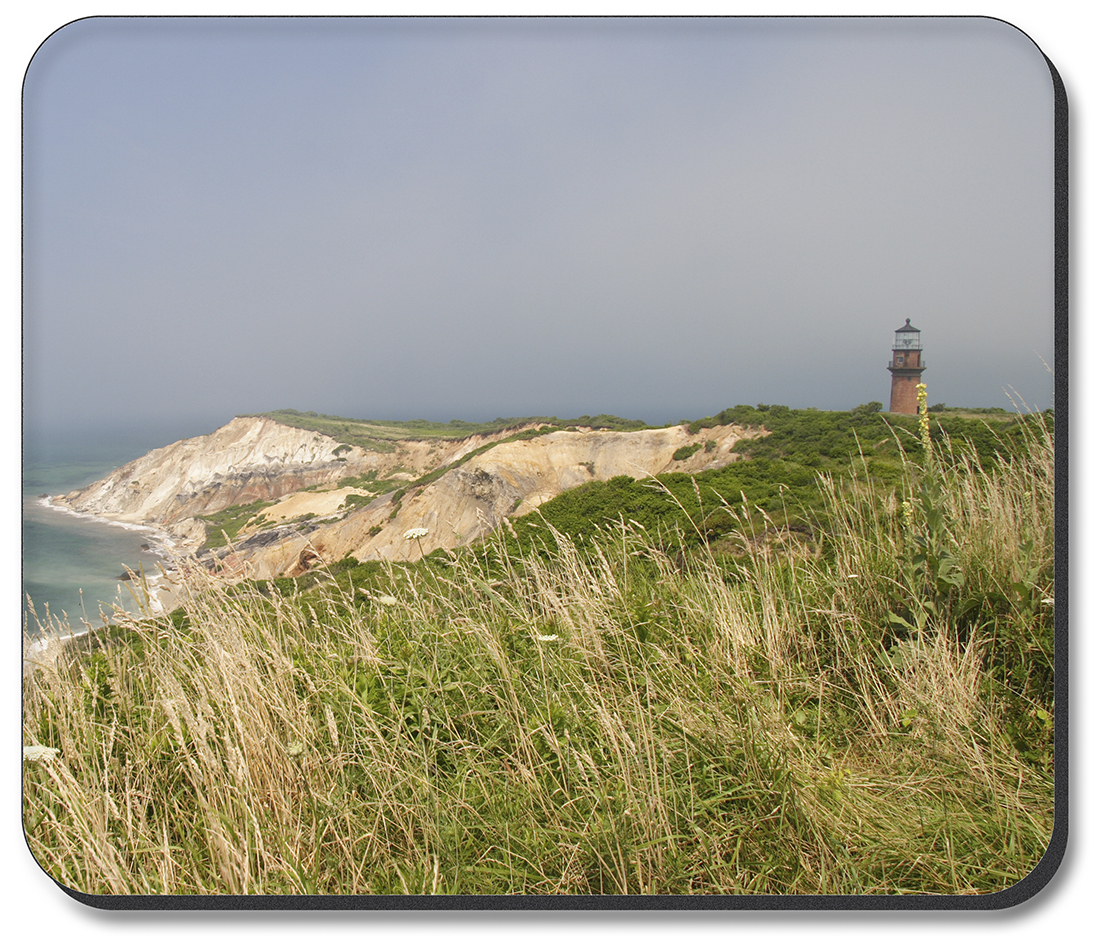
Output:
205,422,766,579
54,415,766,578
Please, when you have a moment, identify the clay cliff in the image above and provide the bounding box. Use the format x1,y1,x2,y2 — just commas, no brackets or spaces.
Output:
54,414,766,580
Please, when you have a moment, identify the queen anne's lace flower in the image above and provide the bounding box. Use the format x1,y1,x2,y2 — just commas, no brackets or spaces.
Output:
23,745,60,764
377,594,398,606
536,634,559,642
404,527,429,540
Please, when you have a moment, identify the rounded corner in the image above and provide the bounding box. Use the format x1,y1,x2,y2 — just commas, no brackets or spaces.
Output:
23,15,110,91
977,819,1069,910
969,14,1067,102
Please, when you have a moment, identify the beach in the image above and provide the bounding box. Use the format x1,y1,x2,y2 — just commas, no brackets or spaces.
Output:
23,492,184,638
22,521,186,677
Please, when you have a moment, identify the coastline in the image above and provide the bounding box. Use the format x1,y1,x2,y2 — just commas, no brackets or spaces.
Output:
25,496,186,642
22,559,183,677
37,494,184,556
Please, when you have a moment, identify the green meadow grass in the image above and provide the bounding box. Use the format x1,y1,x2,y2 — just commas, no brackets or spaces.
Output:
23,408,1054,896
250,409,649,452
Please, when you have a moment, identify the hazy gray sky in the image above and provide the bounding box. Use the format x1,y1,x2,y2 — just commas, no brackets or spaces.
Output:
23,16,1056,440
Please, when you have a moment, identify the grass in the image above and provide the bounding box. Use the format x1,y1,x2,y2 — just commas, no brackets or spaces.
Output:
22,407,1055,897
195,500,276,550
249,409,650,452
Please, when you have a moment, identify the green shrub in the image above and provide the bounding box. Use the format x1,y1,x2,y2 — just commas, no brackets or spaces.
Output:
672,442,703,461
196,500,276,549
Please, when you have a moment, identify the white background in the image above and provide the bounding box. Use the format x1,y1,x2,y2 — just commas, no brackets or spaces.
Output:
4,2,1091,939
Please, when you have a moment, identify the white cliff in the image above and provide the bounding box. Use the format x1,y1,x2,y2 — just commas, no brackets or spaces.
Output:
54,416,377,527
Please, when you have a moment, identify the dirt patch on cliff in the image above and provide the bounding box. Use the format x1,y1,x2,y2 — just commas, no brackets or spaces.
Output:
256,487,372,524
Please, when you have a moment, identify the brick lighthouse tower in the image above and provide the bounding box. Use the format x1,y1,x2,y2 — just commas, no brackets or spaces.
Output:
888,319,926,414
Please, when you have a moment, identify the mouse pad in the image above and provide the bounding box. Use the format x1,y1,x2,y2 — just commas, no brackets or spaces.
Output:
21,15,1066,910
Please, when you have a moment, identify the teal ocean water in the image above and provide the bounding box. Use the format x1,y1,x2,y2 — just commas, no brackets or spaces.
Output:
22,424,213,637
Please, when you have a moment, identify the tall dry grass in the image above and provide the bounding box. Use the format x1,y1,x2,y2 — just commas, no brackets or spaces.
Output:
23,415,1055,896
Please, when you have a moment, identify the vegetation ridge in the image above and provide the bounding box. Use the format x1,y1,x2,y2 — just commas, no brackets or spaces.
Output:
248,409,651,452
24,397,1056,897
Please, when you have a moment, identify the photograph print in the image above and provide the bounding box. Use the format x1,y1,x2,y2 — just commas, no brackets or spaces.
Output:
21,15,1064,906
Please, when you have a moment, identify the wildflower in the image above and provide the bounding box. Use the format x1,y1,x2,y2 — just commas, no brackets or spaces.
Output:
1041,598,1055,606
377,594,398,606
901,499,915,535
23,745,61,764
286,741,305,758
536,634,559,642
404,527,429,540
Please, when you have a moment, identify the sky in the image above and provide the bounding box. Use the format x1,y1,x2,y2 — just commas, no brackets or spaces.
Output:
23,15,1057,445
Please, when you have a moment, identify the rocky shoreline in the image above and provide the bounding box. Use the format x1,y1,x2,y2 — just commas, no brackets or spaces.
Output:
29,494,186,631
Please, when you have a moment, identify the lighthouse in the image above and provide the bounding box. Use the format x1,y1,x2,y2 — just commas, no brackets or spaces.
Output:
887,319,926,414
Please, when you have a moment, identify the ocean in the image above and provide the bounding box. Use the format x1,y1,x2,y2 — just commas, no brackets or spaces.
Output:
21,421,217,638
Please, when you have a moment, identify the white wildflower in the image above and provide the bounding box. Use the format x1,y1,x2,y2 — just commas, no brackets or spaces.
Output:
23,745,61,764
404,527,429,540
286,741,305,758
377,594,398,606
536,634,559,642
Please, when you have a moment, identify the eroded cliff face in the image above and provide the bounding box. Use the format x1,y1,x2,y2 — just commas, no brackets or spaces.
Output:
201,422,767,580
54,417,533,527
54,415,766,579
54,416,374,528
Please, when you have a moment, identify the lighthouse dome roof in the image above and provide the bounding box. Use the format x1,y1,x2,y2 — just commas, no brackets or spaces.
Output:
895,318,920,333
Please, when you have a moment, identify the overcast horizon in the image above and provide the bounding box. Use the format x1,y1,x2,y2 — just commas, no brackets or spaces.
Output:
23,16,1057,448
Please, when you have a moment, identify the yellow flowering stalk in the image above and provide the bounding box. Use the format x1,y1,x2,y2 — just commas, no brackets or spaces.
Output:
916,383,932,456
890,380,963,637
901,499,915,537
